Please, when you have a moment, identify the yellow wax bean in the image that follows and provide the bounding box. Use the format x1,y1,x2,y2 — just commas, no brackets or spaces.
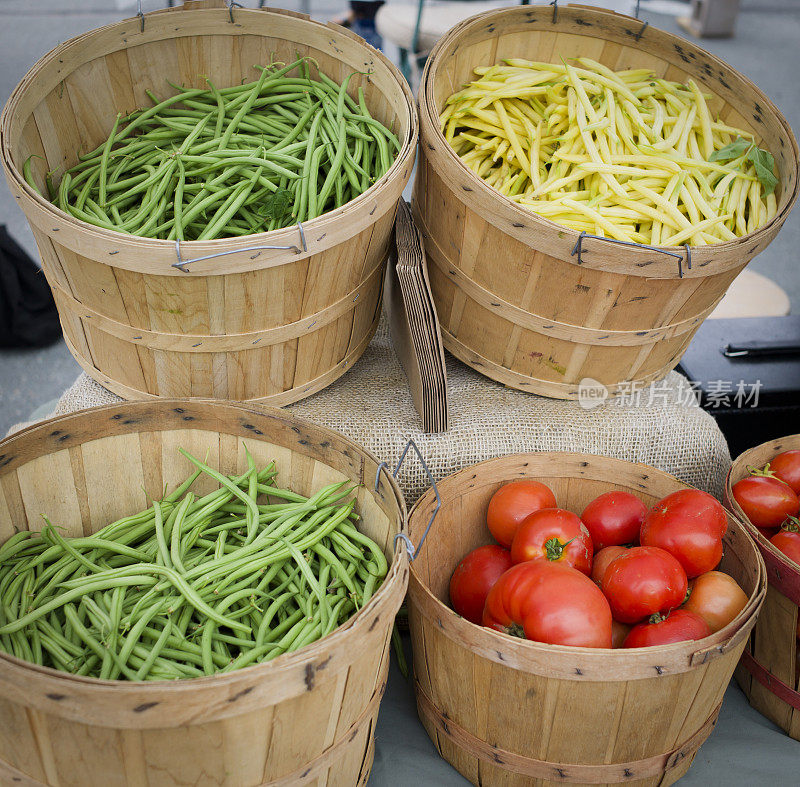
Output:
766,192,778,222
530,122,542,189
688,79,713,159
628,181,695,230
676,105,698,155
683,177,718,222
735,179,749,235
556,197,638,241
666,215,732,246
493,100,531,176
747,179,762,234
678,185,703,240
616,199,682,231
578,163,675,179
710,121,754,138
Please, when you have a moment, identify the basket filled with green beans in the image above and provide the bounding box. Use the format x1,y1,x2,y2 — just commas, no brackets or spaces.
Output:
0,448,390,680
0,399,408,786
0,3,417,406
23,55,402,240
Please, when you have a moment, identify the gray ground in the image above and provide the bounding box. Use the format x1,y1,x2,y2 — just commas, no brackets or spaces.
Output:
0,0,798,435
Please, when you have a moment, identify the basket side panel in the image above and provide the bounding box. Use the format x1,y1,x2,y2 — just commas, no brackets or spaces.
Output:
748,585,798,732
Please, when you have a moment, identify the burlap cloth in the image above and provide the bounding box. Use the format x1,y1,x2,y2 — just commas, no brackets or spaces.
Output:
40,316,731,504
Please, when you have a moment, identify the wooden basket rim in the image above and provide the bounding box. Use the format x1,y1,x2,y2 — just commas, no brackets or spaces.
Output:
0,5,418,276
726,434,800,577
418,4,799,278
408,451,766,680
0,400,408,703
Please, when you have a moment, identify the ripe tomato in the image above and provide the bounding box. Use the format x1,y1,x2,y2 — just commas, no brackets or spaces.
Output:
483,561,612,648
732,475,799,529
449,545,513,625
683,570,748,633
768,450,800,494
602,546,688,624
611,620,631,649
591,545,628,586
510,508,593,574
770,520,800,567
487,480,557,548
623,609,711,648
581,491,647,551
645,489,728,537
640,492,725,577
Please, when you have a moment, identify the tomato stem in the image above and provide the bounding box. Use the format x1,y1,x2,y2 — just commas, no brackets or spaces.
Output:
782,516,800,533
506,623,525,639
544,536,574,562
748,463,776,478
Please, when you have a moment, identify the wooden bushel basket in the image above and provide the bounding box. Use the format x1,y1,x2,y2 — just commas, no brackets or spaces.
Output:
0,401,408,786
726,435,800,740
408,453,766,786
0,2,417,405
414,5,798,399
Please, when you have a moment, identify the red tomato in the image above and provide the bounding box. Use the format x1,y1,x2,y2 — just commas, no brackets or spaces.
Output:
611,620,631,649
581,491,647,551
645,489,728,536
732,475,799,529
602,546,688,624
770,520,800,567
449,545,513,625
623,609,711,648
640,492,725,577
487,480,557,548
483,561,612,648
683,570,748,633
768,451,800,494
510,508,593,575
591,545,628,586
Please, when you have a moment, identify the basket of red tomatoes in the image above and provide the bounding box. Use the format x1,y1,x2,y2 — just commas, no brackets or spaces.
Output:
407,453,765,787
725,435,800,740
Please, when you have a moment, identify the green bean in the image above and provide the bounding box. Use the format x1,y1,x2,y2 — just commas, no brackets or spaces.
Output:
98,113,122,207
169,493,194,575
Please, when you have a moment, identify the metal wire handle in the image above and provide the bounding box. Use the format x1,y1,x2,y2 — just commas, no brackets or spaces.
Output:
374,440,441,561
570,231,693,278
173,222,307,270
137,1,243,32
550,0,648,38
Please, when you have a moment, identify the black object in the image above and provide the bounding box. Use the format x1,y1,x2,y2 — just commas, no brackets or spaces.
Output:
0,225,61,349
677,315,800,458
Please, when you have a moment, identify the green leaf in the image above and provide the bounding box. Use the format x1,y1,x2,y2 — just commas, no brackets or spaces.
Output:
708,136,751,162
746,146,779,195
258,188,294,221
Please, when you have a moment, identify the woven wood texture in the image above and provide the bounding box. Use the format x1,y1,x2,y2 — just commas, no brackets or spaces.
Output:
0,2,417,404
408,452,766,786
0,401,408,786
414,5,798,399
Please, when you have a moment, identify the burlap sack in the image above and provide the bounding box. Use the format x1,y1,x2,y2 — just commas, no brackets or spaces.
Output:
49,316,731,504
